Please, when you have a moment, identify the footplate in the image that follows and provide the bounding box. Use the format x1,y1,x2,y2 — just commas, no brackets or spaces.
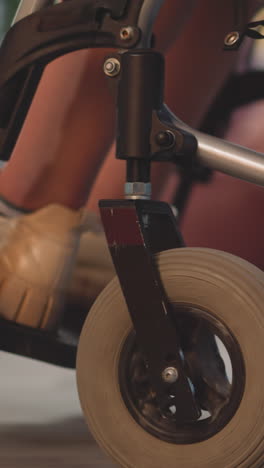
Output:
0,317,77,368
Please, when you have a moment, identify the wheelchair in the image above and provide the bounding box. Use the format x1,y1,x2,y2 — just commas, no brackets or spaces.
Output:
1,1,264,466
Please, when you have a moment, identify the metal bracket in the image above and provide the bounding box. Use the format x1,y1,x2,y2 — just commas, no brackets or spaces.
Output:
111,49,198,168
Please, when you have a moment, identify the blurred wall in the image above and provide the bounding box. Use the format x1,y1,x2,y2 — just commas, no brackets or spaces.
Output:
0,0,20,40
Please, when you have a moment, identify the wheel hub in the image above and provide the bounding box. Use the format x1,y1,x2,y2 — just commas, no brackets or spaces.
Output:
119,304,245,444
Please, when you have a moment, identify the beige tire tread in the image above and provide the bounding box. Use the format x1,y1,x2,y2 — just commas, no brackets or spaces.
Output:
77,248,264,468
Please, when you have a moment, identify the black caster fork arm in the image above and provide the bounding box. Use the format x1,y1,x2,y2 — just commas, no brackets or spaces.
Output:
100,199,201,422
0,0,147,161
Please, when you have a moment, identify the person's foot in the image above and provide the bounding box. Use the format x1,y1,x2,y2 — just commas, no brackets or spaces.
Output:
66,211,115,328
0,204,113,330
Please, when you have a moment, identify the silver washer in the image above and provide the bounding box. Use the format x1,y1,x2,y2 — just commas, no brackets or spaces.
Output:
224,31,240,47
103,58,121,77
120,26,135,41
162,367,179,384
125,182,152,199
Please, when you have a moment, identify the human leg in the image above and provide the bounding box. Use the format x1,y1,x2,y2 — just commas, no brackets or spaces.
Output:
0,0,194,212
0,48,115,210
0,0,199,327
0,0,259,328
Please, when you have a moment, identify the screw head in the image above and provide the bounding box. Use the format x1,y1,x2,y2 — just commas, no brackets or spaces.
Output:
155,131,175,148
120,26,135,41
224,31,240,47
103,58,121,77
162,366,179,384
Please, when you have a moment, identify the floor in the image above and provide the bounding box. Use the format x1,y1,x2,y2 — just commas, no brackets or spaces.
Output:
0,352,116,467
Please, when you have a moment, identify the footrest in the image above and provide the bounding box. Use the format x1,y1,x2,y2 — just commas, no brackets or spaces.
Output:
0,318,78,368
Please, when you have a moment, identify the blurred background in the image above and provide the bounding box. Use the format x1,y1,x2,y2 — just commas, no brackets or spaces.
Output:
0,0,19,39
0,2,264,467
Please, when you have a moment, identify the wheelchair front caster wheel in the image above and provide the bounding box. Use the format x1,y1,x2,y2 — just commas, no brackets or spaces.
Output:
77,248,264,468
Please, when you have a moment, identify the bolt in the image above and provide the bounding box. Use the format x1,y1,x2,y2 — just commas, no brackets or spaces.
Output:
162,366,179,384
120,26,135,41
155,131,175,148
103,58,121,77
224,31,240,47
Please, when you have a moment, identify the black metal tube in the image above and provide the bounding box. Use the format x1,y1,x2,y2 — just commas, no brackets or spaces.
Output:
126,159,151,183
173,170,194,221
117,50,164,160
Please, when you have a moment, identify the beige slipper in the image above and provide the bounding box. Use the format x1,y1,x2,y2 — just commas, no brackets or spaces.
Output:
67,211,114,316
0,204,113,330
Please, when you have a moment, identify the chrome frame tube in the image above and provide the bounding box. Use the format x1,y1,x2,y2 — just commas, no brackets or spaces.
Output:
165,105,264,187
138,0,165,47
138,0,196,47
196,132,264,187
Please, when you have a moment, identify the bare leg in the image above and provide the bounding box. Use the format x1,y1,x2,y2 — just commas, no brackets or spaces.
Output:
0,0,194,211
0,48,116,210
0,0,259,329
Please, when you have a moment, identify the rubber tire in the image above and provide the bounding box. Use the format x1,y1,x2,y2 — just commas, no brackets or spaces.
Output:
77,248,264,468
